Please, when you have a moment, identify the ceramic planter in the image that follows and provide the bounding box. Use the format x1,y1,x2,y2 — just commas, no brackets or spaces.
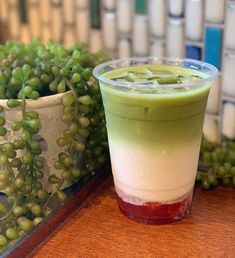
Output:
0,92,77,191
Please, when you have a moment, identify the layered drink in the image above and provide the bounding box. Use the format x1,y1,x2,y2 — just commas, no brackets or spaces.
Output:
93,57,217,224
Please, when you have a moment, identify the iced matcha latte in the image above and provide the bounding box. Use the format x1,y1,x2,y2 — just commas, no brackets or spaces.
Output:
93,57,217,224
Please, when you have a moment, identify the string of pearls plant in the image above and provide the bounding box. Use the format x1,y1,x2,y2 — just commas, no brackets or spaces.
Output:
0,39,108,253
197,136,235,190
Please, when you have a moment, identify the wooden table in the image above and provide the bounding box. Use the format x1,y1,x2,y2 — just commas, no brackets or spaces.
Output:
30,177,235,258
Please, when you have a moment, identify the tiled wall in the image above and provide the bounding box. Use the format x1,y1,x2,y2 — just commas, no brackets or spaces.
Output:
0,0,235,141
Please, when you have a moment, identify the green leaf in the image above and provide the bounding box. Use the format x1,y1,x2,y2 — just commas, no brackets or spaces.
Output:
12,67,23,81
0,203,7,214
7,99,21,108
72,50,81,59
22,64,31,80
48,175,61,184
0,75,6,85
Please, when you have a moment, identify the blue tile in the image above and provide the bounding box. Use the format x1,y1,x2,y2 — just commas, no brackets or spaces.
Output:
204,27,223,69
186,46,201,60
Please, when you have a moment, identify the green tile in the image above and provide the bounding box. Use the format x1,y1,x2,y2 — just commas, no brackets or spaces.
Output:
19,0,27,23
90,0,101,28
135,0,147,14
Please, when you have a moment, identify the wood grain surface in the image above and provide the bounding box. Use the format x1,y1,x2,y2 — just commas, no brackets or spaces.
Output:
30,178,235,258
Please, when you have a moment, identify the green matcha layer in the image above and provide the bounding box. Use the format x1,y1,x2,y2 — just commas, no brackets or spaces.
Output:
100,64,211,146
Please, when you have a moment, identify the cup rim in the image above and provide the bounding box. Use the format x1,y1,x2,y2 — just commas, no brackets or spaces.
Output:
93,57,218,89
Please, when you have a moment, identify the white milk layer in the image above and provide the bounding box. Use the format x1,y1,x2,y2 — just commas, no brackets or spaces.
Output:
109,139,200,204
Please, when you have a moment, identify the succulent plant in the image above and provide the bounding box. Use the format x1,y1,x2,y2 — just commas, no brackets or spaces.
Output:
0,38,109,253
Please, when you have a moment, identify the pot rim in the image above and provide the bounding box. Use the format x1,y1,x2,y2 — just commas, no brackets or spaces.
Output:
0,92,68,110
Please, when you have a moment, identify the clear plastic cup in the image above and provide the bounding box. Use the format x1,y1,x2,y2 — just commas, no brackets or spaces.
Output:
93,57,218,224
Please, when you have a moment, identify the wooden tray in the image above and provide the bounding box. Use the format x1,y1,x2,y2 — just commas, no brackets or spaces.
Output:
2,166,110,258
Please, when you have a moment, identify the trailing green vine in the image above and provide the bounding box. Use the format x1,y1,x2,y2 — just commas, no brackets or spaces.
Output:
0,39,109,253
197,136,235,189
